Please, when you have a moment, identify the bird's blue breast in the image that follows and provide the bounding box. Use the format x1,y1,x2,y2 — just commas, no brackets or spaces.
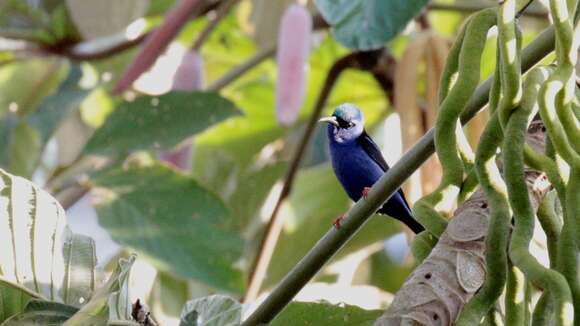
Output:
328,138,384,202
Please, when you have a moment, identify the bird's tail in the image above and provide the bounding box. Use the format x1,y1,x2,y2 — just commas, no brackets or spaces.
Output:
377,191,425,234
389,214,425,234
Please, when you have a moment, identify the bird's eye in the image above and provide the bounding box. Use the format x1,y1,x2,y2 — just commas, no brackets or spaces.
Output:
335,117,353,129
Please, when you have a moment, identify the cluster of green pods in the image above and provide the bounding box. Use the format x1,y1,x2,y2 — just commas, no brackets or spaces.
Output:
410,1,580,324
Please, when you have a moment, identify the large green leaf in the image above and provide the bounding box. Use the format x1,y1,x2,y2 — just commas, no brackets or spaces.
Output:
0,59,67,119
0,64,90,177
0,300,79,325
179,295,241,326
0,167,97,323
90,162,245,293
84,92,241,156
314,0,429,50
271,301,383,325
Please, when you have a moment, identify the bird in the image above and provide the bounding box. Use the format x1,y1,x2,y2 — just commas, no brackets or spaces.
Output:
319,103,425,234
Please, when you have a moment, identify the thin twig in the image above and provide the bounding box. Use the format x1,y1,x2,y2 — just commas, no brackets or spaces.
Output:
57,182,90,210
61,33,149,61
206,45,276,91
192,0,240,51
243,52,361,303
241,25,556,325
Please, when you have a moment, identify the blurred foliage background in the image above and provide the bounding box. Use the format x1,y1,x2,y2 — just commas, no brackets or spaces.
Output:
0,0,552,324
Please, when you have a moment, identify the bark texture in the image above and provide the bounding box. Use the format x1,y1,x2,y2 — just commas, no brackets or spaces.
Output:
375,121,549,326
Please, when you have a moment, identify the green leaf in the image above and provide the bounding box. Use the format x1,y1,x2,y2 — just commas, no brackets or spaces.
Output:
0,286,32,323
61,230,97,308
63,256,135,326
150,273,189,320
0,168,97,323
0,59,67,119
0,115,18,168
0,64,90,178
179,295,241,326
8,122,41,178
90,163,245,293
271,301,383,325
28,65,91,145
314,0,429,50
0,300,79,326
216,162,287,229
84,92,242,156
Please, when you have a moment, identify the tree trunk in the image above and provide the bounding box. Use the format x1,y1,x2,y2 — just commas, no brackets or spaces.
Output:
375,120,550,326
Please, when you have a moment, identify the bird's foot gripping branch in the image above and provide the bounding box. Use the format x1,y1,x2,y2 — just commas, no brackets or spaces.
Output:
243,1,579,325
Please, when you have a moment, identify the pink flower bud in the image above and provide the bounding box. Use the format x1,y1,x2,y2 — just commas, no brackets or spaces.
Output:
275,4,312,126
172,49,205,91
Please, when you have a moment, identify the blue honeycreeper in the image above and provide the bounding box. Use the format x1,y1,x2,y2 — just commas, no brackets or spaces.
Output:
319,103,425,234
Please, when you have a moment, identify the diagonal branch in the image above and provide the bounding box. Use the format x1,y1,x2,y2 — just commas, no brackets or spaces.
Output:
206,45,276,91
192,0,240,51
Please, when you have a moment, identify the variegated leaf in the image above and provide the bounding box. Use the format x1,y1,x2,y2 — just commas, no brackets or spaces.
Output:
0,168,97,322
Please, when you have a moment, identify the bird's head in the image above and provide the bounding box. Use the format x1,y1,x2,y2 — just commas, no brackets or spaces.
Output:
319,103,365,143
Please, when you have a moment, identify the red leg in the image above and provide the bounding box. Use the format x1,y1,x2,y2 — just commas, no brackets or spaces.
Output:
333,214,345,229
362,187,371,199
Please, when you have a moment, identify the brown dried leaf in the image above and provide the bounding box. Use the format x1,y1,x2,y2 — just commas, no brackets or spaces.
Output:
395,33,430,202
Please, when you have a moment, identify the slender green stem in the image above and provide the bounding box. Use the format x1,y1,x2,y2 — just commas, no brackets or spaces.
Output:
438,19,469,104
544,0,580,161
496,11,525,323
536,191,563,267
559,167,580,320
533,293,555,325
482,307,505,326
456,114,509,325
505,262,526,325
414,9,496,237
458,168,479,204
497,0,523,127
504,68,573,326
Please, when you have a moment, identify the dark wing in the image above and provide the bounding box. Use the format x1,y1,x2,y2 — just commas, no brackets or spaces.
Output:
357,130,419,230
356,130,389,171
